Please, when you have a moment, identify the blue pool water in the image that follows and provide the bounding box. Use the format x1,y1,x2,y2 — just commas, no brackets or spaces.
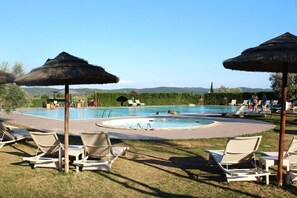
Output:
18,105,241,120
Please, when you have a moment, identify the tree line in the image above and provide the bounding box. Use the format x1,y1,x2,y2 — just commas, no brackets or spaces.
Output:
1,61,297,111
0,61,30,113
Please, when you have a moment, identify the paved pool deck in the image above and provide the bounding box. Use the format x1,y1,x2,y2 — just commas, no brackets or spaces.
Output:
0,111,276,140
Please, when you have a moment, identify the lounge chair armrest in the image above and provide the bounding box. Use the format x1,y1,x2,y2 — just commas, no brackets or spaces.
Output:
0,140,16,144
3,124,18,130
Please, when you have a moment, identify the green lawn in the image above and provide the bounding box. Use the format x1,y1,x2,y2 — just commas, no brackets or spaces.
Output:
1,114,297,197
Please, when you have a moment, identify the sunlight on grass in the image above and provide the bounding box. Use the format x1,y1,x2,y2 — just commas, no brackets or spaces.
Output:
1,113,297,197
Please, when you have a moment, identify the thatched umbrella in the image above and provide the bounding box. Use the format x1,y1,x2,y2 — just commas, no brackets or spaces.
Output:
0,70,16,84
116,96,128,106
15,52,119,173
223,32,297,186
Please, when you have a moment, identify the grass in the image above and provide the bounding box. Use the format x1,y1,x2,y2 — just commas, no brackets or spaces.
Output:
1,113,297,197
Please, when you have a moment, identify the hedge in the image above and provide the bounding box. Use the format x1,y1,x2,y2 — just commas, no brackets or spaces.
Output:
30,98,44,107
203,92,279,105
29,92,278,107
90,92,203,107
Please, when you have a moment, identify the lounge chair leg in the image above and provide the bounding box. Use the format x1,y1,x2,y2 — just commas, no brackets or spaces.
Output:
286,173,291,185
266,175,269,185
58,149,61,171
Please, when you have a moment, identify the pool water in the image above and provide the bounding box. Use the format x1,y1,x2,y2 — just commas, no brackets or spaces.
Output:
18,105,242,120
102,117,216,130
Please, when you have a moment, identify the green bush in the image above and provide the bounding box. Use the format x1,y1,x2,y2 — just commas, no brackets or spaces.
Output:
30,98,44,107
88,92,203,107
203,91,278,105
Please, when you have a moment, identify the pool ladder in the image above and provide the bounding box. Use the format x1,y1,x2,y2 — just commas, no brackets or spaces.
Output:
102,109,112,118
136,123,152,130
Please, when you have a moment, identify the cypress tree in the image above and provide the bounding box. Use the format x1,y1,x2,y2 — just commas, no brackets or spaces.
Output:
210,82,214,93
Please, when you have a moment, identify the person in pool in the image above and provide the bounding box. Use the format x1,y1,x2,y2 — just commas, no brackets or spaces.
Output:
168,110,177,115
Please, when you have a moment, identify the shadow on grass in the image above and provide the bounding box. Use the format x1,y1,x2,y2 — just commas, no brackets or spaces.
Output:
284,183,297,196
170,154,297,194
1,140,36,157
284,129,297,135
123,150,266,197
122,140,200,157
97,169,196,198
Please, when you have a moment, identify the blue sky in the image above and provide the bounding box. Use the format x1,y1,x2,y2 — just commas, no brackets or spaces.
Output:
0,0,296,89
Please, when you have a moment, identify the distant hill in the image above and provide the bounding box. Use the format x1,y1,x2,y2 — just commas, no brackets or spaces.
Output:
238,87,272,93
22,87,272,96
23,87,60,96
113,87,210,93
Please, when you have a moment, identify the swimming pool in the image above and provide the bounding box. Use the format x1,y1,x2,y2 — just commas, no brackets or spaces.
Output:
101,116,217,130
18,105,242,120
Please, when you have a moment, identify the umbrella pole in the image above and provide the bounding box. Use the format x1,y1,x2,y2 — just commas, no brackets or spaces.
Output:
64,83,70,173
277,65,288,186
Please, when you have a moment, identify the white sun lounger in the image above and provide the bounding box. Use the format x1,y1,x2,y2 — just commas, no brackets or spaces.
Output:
135,99,145,106
221,105,246,117
258,136,297,184
127,100,137,106
22,132,63,170
229,99,236,106
205,136,270,185
240,100,248,106
74,132,128,172
0,123,30,149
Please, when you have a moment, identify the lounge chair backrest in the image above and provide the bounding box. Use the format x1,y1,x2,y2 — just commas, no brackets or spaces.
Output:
221,136,262,165
30,132,62,154
81,132,114,158
0,123,15,141
242,100,248,105
286,136,297,164
127,100,135,105
230,100,236,105
235,105,246,115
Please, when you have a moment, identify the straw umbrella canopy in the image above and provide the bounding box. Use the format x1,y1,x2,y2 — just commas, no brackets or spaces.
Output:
0,70,16,84
223,32,297,186
15,52,119,173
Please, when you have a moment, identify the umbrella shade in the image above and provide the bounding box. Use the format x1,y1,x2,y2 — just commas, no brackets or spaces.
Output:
0,71,16,84
223,32,297,72
15,52,119,173
15,52,119,85
223,32,297,186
